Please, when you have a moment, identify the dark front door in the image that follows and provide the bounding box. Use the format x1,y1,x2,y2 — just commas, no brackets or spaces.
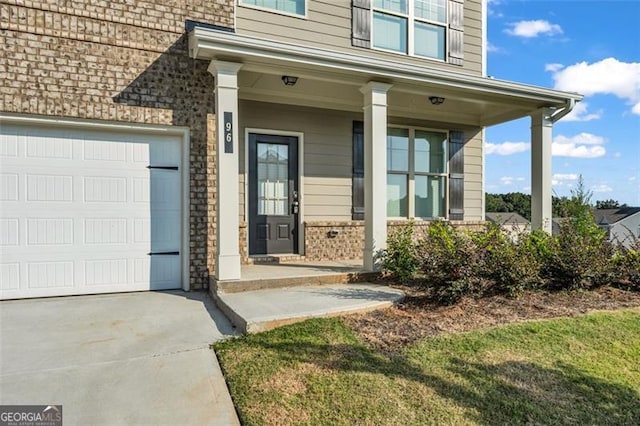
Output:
248,134,299,255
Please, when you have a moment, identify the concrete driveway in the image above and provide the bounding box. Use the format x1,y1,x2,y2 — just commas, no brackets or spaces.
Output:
0,291,240,425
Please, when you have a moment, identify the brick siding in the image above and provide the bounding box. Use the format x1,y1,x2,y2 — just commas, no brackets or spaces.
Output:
304,220,487,261
0,1,234,289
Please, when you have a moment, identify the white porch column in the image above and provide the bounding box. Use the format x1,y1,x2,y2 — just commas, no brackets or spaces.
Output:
208,60,242,280
531,108,553,233
361,82,392,271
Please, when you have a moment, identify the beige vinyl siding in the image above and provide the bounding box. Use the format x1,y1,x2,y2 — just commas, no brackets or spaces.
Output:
237,0,484,76
239,101,484,223
238,100,357,222
463,129,483,220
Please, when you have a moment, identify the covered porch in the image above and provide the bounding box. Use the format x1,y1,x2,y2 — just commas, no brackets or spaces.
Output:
189,26,582,283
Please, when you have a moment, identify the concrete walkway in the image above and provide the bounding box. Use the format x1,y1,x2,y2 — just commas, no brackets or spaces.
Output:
215,283,405,333
0,291,240,425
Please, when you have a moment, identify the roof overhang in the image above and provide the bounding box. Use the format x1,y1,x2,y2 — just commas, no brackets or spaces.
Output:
189,26,583,127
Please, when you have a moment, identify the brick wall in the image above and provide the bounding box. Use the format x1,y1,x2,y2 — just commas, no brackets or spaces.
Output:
304,221,364,261
0,1,234,289
304,220,487,260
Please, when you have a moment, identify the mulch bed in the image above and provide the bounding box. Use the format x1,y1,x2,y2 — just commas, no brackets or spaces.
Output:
344,285,640,354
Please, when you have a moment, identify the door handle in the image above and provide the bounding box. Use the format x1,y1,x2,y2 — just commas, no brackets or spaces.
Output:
291,200,299,214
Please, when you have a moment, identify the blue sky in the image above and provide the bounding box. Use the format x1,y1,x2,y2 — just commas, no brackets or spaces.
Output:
485,0,640,206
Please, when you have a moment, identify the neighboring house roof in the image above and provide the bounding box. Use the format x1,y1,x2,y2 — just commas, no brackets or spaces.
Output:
486,212,529,225
552,217,569,226
593,207,640,225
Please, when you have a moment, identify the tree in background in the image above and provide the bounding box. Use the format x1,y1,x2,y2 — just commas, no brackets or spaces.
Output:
485,192,532,220
486,192,577,219
553,195,571,218
596,199,625,209
486,176,625,219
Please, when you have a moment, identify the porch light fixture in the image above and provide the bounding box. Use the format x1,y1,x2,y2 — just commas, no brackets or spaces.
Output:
429,96,445,105
281,75,298,86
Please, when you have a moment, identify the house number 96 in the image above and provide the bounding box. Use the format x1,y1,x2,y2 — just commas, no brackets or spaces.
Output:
224,111,233,153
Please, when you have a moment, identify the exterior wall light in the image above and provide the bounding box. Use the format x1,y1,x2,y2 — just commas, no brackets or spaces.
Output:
429,96,445,105
282,76,298,86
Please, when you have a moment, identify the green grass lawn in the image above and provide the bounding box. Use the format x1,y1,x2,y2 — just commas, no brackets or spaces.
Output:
214,309,640,425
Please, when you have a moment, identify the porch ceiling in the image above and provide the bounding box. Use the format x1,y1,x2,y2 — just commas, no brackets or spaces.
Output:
190,27,583,127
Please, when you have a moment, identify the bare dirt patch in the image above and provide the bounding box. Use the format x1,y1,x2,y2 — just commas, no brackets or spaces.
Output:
344,286,640,353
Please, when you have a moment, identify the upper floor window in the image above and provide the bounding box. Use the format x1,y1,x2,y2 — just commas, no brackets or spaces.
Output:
241,0,305,17
387,127,448,219
373,0,446,60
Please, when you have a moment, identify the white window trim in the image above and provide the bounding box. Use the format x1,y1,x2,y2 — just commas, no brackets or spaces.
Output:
244,128,305,256
371,0,448,62
387,125,449,220
238,0,308,20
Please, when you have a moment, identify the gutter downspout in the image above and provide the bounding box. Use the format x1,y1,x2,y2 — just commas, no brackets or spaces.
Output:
549,99,576,123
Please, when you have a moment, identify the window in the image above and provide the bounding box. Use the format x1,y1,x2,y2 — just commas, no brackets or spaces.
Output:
241,0,305,17
387,127,447,218
373,0,447,60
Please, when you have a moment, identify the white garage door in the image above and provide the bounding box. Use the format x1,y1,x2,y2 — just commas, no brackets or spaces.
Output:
0,123,184,299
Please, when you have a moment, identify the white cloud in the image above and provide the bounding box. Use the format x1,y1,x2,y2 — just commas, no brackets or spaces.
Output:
629,176,637,182
554,133,605,146
552,173,578,187
500,176,515,185
487,42,502,53
505,20,563,38
552,133,607,158
545,63,564,72
560,102,602,122
553,173,579,181
552,145,606,158
613,152,622,158
488,0,503,17
592,184,613,193
500,176,526,186
548,58,640,115
486,141,530,155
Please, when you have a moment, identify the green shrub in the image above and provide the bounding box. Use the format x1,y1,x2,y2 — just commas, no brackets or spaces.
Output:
471,223,541,296
382,209,633,304
522,229,555,264
381,222,418,284
542,218,613,290
416,221,482,304
612,239,640,290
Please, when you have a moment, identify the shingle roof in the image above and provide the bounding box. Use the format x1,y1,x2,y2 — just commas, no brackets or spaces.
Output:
593,207,640,225
485,212,530,225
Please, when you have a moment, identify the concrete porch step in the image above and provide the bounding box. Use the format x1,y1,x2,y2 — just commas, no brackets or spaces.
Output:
211,283,405,334
211,259,378,293
212,271,379,293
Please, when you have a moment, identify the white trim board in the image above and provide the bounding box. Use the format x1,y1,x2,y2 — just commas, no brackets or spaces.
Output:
189,27,582,106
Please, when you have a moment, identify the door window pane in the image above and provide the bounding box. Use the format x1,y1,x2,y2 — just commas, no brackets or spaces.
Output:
414,21,445,60
415,175,445,218
374,0,407,14
373,12,408,53
415,130,446,173
257,142,288,215
387,174,408,217
387,128,409,171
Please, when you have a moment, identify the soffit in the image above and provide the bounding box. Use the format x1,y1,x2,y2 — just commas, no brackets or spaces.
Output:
191,27,582,127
